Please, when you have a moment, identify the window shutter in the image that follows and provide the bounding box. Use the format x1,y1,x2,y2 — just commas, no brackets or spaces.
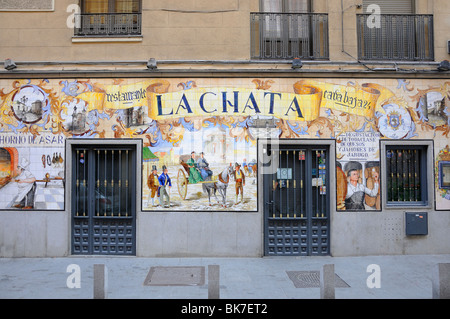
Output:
362,0,413,14
261,0,309,13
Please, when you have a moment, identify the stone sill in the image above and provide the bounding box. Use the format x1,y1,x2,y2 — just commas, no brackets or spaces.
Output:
72,36,143,43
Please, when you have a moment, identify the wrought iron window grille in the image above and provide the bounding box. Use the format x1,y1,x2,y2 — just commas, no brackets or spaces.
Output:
251,12,329,60
385,146,428,205
356,14,434,61
74,13,142,37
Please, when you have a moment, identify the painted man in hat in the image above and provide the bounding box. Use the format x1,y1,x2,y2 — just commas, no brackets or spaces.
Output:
147,165,160,207
13,158,36,209
345,168,379,210
233,162,245,205
158,165,172,208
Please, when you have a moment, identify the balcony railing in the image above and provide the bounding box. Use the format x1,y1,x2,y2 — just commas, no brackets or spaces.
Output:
74,13,142,37
251,12,329,60
357,14,434,61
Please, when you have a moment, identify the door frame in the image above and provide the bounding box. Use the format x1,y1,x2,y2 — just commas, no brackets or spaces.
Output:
65,138,142,255
258,138,336,256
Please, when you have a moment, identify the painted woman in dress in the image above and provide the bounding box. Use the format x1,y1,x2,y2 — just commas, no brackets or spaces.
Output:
187,151,203,184
197,152,212,180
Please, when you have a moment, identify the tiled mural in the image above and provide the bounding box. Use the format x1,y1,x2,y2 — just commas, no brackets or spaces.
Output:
0,78,449,211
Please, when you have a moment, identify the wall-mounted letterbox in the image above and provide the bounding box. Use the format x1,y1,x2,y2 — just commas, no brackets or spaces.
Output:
405,212,428,236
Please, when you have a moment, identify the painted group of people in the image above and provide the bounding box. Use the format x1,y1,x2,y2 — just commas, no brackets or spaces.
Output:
147,165,172,208
188,151,248,205
187,151,212,184
147,151,250,207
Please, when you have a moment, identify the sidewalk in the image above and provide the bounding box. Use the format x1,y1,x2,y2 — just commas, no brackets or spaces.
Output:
1,254,449,299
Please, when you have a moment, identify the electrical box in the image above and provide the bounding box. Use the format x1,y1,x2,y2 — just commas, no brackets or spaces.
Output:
405,212,428,236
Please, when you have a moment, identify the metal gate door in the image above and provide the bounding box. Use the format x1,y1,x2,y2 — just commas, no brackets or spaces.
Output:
264,144,330,256
71,146,136,255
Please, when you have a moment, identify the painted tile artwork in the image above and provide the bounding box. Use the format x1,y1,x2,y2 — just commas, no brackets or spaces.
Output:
0,78,449,211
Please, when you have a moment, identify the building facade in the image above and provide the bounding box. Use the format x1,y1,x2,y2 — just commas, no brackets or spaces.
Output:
0,0,449,257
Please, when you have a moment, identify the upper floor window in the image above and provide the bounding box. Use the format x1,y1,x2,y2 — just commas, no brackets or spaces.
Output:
75,0,142,37
357,0,434,61
82,0,140,14
251,0,329,60
261,0,310,13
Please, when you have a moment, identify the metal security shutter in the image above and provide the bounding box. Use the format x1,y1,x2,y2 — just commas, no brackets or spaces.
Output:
362,0,413,14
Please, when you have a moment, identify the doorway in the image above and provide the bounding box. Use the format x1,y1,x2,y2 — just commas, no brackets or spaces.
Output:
262,141,331,256
70,142,137,255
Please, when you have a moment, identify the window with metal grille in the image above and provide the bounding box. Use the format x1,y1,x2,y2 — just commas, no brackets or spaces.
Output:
75,0,142,37
357,0,434,61
385,145,428,205
251,0,329,60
